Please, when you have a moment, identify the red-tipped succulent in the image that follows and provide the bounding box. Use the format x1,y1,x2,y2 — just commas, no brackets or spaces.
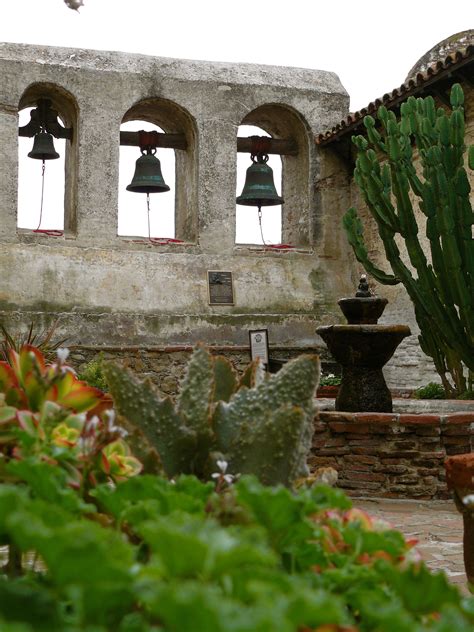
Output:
0,345,142,491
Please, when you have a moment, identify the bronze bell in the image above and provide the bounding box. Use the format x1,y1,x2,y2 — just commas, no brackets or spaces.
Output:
28,130,60,160
126,149,170,193
236,153,283,207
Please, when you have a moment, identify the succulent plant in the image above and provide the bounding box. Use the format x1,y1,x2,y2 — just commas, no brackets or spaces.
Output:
103,346,320,487
344,83,474,396
0,345,142,491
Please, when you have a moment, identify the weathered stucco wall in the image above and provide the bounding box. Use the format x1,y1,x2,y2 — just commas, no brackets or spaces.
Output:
0,43,353,362
317,84,474,389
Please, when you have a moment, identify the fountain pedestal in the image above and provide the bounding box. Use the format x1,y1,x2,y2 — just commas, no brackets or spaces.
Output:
316,276,411,413
317,324,410,412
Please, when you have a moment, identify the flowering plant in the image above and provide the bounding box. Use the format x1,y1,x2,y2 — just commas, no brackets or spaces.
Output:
319,373,342,387
0,345,142,493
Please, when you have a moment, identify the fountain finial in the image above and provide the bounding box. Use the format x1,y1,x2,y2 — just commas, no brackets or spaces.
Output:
355,274,372,298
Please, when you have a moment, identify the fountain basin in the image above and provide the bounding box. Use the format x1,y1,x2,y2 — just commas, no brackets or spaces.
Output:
317,324,411,412
338,297,388,324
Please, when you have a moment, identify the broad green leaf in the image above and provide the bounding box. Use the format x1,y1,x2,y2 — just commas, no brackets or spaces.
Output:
376,560,461,615
0,578,61,631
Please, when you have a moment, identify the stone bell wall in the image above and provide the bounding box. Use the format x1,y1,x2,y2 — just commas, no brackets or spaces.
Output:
0,42,354,368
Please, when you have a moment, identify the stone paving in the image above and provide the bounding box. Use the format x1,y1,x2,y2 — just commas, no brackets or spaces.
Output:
356,497,469,593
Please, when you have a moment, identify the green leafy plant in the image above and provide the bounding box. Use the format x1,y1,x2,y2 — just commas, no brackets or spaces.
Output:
413,382,446,400
343,83,474,397
0,468,473,631
457,390,474,400
104,346,320,487
319,373,342,387
77,356,108,391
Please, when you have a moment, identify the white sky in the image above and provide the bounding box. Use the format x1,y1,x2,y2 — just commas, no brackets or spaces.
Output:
5,0,474,242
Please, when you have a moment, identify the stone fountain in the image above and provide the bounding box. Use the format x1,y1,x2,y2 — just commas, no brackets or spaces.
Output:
316,275,411,412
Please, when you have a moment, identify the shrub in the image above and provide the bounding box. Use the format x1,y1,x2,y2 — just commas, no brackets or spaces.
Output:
413,382,446,400
319,373,342,387
457,390,474,400
0,469,472,630
77,356,108,391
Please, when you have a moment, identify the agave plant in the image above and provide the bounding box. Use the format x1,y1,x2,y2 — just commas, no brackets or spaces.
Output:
0,319,67,364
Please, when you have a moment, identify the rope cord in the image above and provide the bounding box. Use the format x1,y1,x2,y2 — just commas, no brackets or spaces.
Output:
147,193,151,241
257,206,267,246
36,160,46,231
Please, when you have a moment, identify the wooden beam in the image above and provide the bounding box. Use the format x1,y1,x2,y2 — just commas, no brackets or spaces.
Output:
237,136,298,156
120,131,298,155
120,130,188,150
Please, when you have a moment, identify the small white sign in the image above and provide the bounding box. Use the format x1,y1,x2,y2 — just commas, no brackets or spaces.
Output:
249,329,269,365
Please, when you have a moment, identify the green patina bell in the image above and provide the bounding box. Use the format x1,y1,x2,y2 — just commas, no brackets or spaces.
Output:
126,149,170,193
236,153,283,207
28,130,60,160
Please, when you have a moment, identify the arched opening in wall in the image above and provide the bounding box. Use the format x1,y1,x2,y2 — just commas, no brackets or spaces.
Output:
238,104,312,248
119,98,197,243
236,125,282,245
18,85,77,235
119,121,175,239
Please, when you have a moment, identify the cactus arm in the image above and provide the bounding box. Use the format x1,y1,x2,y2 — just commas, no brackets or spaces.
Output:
227,405,308,486
237,359,265,389
176,346,219,476
262,354,319,416
103,363,196,477
212,356,238,403
214,354,320,480
176,345,214,431
343,208,400,285
380,223,471,365
469,146,474,170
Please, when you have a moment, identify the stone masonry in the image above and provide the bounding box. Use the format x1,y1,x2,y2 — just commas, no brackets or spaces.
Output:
0,39,472,389
0,42,352,368
310,411,474,499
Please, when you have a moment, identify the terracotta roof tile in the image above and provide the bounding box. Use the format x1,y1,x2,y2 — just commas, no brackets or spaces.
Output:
316,44,474,146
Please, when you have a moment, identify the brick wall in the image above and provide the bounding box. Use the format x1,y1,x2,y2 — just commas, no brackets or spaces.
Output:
310,411,474,499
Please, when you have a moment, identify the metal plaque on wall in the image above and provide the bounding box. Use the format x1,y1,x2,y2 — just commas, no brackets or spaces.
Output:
208,271,234,305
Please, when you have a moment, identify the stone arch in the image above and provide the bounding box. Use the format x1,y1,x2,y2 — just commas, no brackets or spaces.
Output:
235,122,282,245
18,82,78,235
241,103,313,247
121,97,198,242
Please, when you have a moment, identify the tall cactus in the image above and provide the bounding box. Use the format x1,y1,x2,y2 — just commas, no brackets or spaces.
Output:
344,84,474,395
103,346,320,487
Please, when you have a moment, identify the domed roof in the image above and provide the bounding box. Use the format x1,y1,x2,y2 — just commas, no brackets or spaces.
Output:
406,30,474,81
